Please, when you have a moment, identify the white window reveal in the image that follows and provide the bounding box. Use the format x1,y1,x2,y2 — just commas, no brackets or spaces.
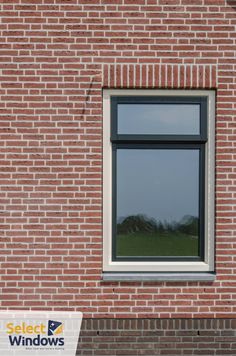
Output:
103,89,215,281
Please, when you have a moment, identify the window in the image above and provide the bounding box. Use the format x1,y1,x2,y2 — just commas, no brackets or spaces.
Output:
103,90,215,276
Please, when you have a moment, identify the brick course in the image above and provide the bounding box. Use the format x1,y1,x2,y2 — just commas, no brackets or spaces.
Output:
77,318,236,355
0,0,236,319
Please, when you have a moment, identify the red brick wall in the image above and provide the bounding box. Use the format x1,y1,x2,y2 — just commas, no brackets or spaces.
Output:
0,0,235,318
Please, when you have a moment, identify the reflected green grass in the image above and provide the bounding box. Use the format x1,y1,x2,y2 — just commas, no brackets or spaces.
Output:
117,232,198,257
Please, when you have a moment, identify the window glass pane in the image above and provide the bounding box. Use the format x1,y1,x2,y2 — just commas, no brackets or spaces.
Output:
117,104,200,135
116,149,200,258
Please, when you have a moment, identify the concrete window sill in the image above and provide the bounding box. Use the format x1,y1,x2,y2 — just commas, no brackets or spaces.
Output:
102,272,216,282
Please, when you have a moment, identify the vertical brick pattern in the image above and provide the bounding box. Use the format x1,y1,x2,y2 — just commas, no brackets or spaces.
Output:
103,64,217,89
0,0,236,319
77,318,236,356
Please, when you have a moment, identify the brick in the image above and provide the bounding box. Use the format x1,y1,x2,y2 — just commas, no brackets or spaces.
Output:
0,0,234,332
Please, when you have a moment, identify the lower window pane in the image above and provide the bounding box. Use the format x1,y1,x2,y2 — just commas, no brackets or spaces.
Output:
116,149,200,258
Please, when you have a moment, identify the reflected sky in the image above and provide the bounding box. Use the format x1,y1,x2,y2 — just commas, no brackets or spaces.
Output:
118,104,200,135
117,149,199,223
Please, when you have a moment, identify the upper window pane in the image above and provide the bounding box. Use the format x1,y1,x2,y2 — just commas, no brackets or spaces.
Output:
117,104,200,135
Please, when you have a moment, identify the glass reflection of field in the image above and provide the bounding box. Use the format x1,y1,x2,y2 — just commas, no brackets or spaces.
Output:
117,231,198,257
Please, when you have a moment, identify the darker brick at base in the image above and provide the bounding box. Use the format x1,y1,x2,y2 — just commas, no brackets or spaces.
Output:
77,319,236,356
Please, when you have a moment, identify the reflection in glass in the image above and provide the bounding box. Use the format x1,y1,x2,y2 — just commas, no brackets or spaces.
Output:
116,149,200,257
117,104,200,135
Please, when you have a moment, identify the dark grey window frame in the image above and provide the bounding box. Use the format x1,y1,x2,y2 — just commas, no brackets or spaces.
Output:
111,96,208,263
